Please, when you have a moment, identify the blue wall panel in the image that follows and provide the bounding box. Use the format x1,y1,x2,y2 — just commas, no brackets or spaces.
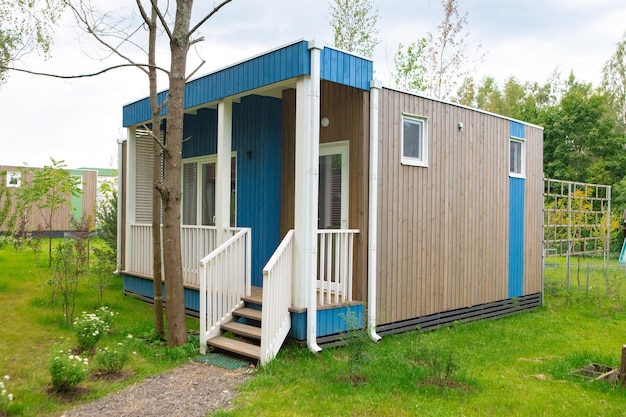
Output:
233,95,283,287
182,108,218,158
508,178,525,297
123,41,310,127
123,275,199,312
320,47,373,90
289,304,365,340
510,120,525,139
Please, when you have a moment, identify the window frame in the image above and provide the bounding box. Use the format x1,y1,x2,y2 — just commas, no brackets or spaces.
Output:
181,152,237,226
401,113,429,167
509,136,525,178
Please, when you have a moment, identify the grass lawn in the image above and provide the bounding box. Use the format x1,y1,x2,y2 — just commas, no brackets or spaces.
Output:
0,241,199,417
2,240,626,417
215,256,626,417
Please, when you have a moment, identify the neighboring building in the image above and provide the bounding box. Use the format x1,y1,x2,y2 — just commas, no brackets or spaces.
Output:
119,40,543,363
0,165,114,235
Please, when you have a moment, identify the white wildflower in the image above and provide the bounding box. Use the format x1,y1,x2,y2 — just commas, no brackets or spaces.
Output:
2,375,9,380
7,393,13,401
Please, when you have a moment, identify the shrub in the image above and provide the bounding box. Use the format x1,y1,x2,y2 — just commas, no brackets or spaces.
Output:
94,344,130,374
73,310,111,353
49,351,89,393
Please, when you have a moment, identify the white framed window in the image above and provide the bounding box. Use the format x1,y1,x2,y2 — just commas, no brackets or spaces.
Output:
401,114,428,167
182,153,237,226
509,137,525,177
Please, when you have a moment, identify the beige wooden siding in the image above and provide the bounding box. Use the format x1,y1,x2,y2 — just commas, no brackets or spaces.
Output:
524,126,544,294
320,81,370,301
135,135,154,223
376,88,521,325
280,81,370,301
280,88,296,238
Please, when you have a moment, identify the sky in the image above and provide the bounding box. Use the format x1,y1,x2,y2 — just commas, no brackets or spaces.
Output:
1,0,625,170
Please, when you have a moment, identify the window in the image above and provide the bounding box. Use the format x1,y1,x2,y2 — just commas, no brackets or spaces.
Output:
509,137,525,177
182,155,236,226
402,114,428,166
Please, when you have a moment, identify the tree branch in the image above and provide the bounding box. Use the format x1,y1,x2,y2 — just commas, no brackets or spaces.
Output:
149,0,173,41
1,63,168,79
189,0,233,38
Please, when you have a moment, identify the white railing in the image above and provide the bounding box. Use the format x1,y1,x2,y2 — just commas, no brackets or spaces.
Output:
317,229,359,306
260,230,294,365
127,224,239,286
128,224,153,276
199,228,252,353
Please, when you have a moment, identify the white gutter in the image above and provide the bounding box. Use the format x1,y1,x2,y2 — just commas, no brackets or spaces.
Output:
368,80,382,342
115,136,127,274
307,40,322,354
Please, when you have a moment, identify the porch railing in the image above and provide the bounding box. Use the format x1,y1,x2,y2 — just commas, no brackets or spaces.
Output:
260,229,294,365
199,227,252,353
317,229,359,305
127,224,238,286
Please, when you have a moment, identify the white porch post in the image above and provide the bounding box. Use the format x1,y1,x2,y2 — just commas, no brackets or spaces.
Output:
116,136,127,274
368,80,382,342
125,127,137,274
216,99,233,245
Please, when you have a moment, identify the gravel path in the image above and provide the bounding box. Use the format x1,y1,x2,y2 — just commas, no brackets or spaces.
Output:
58,362,251,417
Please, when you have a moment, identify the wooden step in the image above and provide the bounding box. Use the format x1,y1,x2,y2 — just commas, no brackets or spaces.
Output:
233,307,262,321
241,286,263,304
221,321,262,340
207,336,261,360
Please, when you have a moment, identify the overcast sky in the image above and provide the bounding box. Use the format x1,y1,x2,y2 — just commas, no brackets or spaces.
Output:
1,0,625,170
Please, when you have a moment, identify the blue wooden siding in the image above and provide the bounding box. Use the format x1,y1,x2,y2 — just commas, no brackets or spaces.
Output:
508,121,526,298
320,47,373,90
289,304,365,340
123,275,200,311
233,95,282,287
123,41,310,127
182,108,218,158
510,120,525,139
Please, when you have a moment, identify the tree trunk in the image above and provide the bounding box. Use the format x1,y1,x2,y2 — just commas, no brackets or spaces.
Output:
161,0,194,347
149,4,164,339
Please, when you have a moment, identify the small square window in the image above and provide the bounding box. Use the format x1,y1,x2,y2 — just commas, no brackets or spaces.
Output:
510,138,525,177
402,115,428,167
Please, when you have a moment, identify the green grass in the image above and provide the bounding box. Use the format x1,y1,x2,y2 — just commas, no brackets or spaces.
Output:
0,241,199,417
3,241,626,417
214,257,626,417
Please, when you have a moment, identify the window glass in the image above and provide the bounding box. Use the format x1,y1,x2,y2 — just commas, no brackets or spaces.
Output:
402,115,428,166
510,139,523,176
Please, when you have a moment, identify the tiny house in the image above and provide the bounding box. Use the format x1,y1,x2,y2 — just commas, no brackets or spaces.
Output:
119,40,543,363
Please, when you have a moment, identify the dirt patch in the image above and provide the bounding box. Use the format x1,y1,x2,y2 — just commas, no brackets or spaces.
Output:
57,362,251,417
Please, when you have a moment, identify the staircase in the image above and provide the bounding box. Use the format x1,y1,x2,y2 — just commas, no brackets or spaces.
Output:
206,287,263,362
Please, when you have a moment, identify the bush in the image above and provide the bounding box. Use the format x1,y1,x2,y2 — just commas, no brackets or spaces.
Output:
73,309,112,353
94,344,130,374
49,351,89,393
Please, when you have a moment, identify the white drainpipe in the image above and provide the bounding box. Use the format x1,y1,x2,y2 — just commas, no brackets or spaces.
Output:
368,80,382,342
307,40,322,354
115,136,127,274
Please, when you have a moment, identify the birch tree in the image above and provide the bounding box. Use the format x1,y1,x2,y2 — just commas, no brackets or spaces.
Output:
328,0,380,58
393,0,482,100
0,0,64,81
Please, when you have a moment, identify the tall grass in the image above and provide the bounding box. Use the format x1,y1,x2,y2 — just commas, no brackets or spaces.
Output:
0,241,199,417
215,257,626,417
